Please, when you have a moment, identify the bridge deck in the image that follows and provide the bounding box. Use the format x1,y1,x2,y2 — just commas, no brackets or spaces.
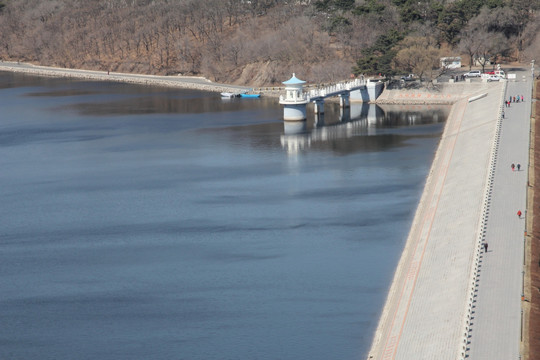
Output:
308,85,365,102
307,79,366,102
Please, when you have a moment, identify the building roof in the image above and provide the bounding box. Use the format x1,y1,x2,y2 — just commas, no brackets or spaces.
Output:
283,73,306,85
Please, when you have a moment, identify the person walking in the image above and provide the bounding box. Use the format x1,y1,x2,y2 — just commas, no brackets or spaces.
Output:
511,163,515,171
483,242,488,253
518,210,522,218
521,95,524,102
517,163,521,171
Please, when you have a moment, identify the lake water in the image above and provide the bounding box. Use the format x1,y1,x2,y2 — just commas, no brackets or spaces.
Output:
0,72,448,360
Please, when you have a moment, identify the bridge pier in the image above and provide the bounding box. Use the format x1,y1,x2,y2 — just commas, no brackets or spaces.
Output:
339,93,350,108
339,107,350,122
366,80,384,101
313,99,325,114
314,113,324,127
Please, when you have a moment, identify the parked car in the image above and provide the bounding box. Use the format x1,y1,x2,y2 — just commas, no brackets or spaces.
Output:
485,70,505,75
464,70,481,77
401,74,416,81
493,70,506,78
487,75,501,82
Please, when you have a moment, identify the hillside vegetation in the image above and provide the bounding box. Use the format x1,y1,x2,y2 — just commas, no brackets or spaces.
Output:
0,0,538,85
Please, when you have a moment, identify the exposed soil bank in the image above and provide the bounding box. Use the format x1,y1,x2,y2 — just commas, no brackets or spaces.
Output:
526,78,540,360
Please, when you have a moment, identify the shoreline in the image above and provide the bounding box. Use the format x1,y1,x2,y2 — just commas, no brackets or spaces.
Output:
0,61,252,94
0,61,497,105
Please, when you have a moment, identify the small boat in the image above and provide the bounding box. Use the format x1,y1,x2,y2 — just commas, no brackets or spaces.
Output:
240,93,260,98
221,92,238,98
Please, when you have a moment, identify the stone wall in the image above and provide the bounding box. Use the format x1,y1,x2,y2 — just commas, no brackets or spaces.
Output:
375,82,493,105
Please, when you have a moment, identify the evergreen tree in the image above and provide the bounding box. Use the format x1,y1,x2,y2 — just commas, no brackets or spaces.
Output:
353,29,404,76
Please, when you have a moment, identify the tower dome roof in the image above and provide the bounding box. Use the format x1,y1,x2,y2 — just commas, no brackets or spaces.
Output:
282,73,306,85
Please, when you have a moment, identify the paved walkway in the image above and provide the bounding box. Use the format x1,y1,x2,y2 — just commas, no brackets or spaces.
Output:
367,70,533,359
466,74,532,359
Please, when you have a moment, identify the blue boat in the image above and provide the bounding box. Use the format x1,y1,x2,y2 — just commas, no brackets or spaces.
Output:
240,93,260,98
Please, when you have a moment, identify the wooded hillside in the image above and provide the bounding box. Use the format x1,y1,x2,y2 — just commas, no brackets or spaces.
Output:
0,0,538,85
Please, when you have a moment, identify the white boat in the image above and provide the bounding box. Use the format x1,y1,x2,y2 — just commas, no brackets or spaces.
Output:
221,92,238,98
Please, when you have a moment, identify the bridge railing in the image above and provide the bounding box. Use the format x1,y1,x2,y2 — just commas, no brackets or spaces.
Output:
308,78,367,99
255,77,370,96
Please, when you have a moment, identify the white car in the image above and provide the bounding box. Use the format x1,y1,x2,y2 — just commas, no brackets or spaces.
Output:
401,74,416,81
487,75,501,82
464,70,482,77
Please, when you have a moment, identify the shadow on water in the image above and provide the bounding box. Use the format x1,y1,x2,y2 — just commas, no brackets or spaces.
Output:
63,94,281,116
279,103,450,155
187,101,449,157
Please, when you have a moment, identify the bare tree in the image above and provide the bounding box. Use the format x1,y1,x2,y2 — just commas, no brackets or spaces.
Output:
521,18,540,63
474,30,508,72
508,0,540,59
458,25,483,70
310,59,354,83
392,36,441,80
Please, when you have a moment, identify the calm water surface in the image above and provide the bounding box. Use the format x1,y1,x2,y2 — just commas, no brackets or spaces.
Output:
0,72,448,360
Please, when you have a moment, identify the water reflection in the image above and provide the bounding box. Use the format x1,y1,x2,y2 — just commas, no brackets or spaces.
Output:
281,103,449,154
283,120,307,135
0,72,449,360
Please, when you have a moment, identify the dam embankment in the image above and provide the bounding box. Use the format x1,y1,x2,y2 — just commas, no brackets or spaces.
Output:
368,73,532,359
367,81,504,358
375,81,495,105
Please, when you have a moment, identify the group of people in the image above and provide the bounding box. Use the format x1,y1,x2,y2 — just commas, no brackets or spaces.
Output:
511,163,521,171
505,95,524,107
